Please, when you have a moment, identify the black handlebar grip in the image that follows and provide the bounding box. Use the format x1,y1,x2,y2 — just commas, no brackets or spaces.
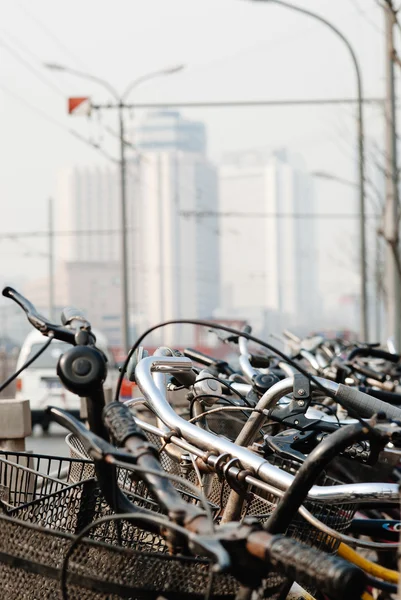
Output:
265,535,366,600
173,369,197,388
336,383,401,420
362,387,401,406
351,363,386,383
183,348,216,367
348,347,400,363
103,402,148,447
61,306,90,328
249,354,271,368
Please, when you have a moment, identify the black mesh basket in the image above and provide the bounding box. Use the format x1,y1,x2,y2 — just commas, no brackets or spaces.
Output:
0,450,92,509
65,432,352,600
0,513,239,600
0,449,239,599
67,430,355,554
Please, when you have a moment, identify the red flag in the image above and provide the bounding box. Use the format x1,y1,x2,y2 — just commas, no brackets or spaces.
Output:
68,97,91,115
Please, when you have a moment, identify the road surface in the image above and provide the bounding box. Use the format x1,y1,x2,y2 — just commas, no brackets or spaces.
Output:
26,423,73,457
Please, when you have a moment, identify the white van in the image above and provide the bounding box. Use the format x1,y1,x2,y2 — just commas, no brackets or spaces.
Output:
15,329,115,430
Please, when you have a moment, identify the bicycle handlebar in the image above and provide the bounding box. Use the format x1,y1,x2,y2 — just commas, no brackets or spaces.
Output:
361,387,401,406
135,358,399,503
48,407,367,597
2,286,94,345
347,346,400,363
245,530,366,600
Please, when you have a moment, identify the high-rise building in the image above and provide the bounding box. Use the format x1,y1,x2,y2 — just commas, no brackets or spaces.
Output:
135,151,219,346
135,111,207,155
56,166,122,263
219,150,319,334
51,113,218,348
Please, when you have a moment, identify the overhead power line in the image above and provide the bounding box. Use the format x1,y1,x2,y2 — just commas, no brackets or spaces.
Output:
180,211,378,219
0,210,380,243
0,229,137,240
0,37,65,97
93,97,385,110
0,83,118,163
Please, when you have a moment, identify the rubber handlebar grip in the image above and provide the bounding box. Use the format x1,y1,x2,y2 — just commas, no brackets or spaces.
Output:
249,354,271,368
173,370,197,388
351,363,386,383
348,347,400,363
103,402,148,447
362,387,401,406
336,383,401,420
183,348,217,367
265,535,366,600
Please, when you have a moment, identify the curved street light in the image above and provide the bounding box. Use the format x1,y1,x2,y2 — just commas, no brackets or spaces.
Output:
252,0,368,340
45,62,185,352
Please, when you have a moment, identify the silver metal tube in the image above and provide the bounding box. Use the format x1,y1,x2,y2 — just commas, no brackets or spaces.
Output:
238,337,258,382
299,349,321,372
234,378,292,447
135,417,206,458
278,361,298,376
227,382,252,396
150,349,186,463
262,0,368,340
135,357,399,503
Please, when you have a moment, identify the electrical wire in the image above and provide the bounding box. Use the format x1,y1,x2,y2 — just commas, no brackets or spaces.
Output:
365,574,397,594
15,1,91,71
0,83,118,163
310,401,341,426
0,334,53,392
350,0,384,33
106,458,214,530
0,37,66,96
195,376,249,403
188,405,265,425
337,542,399,583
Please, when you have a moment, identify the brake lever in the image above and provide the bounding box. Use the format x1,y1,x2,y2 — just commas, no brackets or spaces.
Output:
3,286,75,344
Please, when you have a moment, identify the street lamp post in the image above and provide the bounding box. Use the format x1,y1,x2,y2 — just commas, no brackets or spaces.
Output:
252,0,368,341
45,63,184,353
312,171,383,342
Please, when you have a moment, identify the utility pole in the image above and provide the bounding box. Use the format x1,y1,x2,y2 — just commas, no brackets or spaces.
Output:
48,197,55,321
118,104,129,354
383,1,401,350
253,0,368,341
45,63,184,353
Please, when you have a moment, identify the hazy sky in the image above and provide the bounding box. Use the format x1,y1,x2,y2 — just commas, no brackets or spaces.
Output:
0,0,393,318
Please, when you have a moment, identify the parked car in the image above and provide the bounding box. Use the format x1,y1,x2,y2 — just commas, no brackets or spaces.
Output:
15,329,117,430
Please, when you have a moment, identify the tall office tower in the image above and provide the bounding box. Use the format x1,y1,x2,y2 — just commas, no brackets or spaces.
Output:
133,151,219,346
135,111,207,155
51,112,219,347
131,111,219,346
57,165,122,262
219,150,319,334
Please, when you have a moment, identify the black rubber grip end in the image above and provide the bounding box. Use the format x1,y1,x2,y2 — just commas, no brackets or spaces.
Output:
2,286,13,298
103,402,147,447
336,384,401,421
267,536,366,600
